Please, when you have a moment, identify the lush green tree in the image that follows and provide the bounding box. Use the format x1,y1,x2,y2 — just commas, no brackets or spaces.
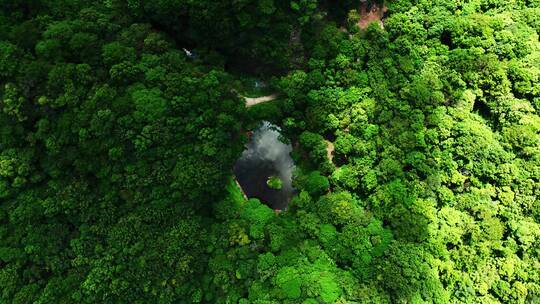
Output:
303,171,330,197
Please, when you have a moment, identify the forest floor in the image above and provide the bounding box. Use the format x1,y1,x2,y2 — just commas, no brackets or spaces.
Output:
358,2,388,29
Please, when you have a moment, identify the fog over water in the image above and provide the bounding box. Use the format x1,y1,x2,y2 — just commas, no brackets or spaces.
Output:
233,121,295,210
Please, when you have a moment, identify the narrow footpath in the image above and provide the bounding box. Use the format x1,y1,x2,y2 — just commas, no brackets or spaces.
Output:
244,94,279,107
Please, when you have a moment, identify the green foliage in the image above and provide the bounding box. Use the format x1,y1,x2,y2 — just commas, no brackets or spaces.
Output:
299,131,329,167
0,5,246,303
275,266,302,299
243,199,275,240
303,171,330,196
246,99,285,124
267,175,283,190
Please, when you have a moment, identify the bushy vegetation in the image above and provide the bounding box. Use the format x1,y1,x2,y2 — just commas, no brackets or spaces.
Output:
0,0,539,303
267,176,284,190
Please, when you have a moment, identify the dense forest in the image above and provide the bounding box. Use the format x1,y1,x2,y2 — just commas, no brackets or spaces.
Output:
0,0,539,303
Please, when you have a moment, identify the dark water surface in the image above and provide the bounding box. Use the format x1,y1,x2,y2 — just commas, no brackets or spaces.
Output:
234,122,295,210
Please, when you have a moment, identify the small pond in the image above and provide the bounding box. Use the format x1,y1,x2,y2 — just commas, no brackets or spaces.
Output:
234,121,295,210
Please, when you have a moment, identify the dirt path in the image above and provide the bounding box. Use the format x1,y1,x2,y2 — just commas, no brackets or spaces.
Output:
325,140,335,163
245,94,279,107
358,2,388,29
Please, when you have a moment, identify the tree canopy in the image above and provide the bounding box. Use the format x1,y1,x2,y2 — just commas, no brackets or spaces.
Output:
0,0,539,303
